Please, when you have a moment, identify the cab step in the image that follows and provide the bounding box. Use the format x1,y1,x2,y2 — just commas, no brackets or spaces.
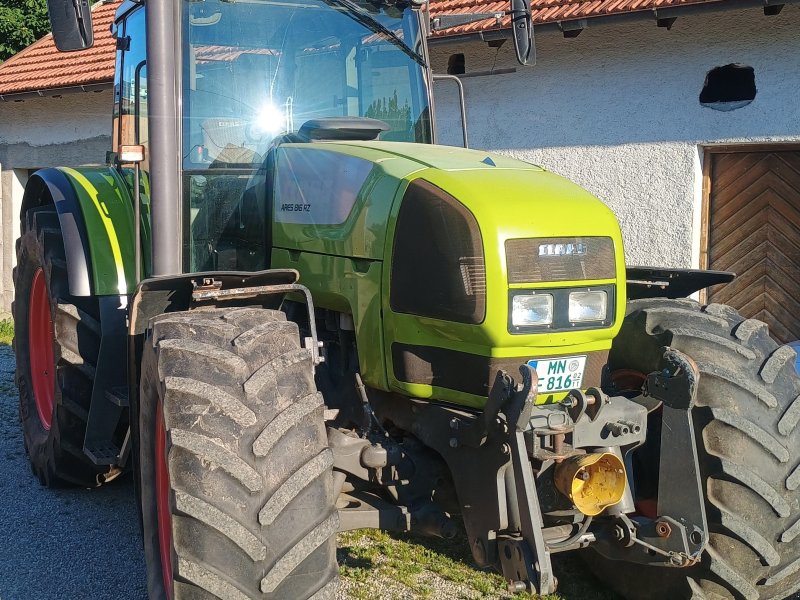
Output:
105,386,129,407
83,442,121,466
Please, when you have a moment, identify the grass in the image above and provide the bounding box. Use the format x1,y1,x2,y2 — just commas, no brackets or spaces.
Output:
338,528,525,599
337,527,619,600
0,318,13,345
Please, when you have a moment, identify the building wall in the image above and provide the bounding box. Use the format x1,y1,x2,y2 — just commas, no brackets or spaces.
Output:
0,90,112,311
430,5,800,270
2,8,799,311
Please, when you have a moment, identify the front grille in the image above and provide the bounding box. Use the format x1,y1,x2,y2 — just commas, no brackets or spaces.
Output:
506,237,616,284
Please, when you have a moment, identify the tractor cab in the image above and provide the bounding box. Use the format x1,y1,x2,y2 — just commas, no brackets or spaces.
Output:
112,0,433,274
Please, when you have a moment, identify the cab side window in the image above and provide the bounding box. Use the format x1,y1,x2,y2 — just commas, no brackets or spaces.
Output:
113,8,148,168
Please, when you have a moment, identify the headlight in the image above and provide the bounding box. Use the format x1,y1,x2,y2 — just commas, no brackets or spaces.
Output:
512,294,553,327
569,290,607,322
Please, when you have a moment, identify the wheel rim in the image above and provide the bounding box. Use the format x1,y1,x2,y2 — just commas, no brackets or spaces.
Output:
155,399,173,599
610,368,647,396
29,268,55,430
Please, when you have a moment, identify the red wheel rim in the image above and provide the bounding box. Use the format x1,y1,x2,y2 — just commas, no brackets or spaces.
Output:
155,400,173,599
29,268,55,430
610,368,647,395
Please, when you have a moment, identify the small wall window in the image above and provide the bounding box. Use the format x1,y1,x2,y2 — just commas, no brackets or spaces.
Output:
699,64,756,112
447,53,465,75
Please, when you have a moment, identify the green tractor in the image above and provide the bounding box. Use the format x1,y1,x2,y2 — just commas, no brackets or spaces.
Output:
14,0,800,597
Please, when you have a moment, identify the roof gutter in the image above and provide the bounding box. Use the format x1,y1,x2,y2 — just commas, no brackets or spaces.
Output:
0,81,112,102
428,0,800,46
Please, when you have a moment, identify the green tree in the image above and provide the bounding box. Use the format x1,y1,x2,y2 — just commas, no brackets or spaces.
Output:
0,0,49,61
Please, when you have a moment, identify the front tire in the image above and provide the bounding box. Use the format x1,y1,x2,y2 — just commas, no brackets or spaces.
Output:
137,307,338,599
591,298,800,600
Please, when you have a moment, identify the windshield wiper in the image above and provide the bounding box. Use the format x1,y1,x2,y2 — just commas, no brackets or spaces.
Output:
324,0,425,65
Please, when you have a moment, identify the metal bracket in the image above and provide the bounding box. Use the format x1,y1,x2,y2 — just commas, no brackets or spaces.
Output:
337,489,411,532
499,365,556,594
598,513,700,568
83,296,129,465
191,279,324,366
650,350,707,560
431,12,503,31
646,348,698,410
455,369,515,448
592,348,707,565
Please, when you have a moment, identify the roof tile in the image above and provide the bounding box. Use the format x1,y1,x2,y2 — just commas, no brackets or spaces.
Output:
432,0,725,35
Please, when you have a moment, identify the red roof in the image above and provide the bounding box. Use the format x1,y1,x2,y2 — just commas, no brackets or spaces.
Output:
0,0,726,97
0,0,119,97
430,0,725,36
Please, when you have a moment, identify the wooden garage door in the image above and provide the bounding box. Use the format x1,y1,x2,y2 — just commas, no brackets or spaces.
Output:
705,150,800,344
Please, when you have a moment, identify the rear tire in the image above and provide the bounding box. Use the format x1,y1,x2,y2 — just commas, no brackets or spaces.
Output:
14,205,102,487
589,298,800,600
137,307,338,600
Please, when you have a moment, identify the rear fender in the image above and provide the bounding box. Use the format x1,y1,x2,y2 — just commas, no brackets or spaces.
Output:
21,167,136,297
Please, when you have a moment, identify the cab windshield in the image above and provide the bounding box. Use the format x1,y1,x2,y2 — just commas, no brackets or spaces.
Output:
181,0,431,271
182,0,431,169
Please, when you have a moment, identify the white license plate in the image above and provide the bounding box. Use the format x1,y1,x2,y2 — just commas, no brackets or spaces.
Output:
526,355,587,393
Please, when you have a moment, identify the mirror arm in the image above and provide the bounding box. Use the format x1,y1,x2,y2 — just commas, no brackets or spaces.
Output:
432,74,469,148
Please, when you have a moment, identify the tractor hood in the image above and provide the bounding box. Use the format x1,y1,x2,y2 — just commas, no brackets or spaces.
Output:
269,140,627,404
270,140,623,264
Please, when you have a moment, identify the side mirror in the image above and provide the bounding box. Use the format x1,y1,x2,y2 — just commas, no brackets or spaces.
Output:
510,0,534,66
46,0,93,51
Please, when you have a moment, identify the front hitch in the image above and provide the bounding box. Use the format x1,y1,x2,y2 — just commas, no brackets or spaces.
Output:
369,366,558,595
592,348,708,565
368,350,706,594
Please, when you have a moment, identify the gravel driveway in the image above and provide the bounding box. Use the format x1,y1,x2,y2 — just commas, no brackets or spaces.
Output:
0,345,148,600
0,341,615,600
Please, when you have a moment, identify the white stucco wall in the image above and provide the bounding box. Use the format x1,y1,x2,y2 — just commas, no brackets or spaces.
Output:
0,90,111,148
0,90,113,310
430,5,800,269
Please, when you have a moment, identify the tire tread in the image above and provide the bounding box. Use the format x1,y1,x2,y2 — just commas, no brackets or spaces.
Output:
598,297,800,600
14,204,102,487
140,308,337,599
